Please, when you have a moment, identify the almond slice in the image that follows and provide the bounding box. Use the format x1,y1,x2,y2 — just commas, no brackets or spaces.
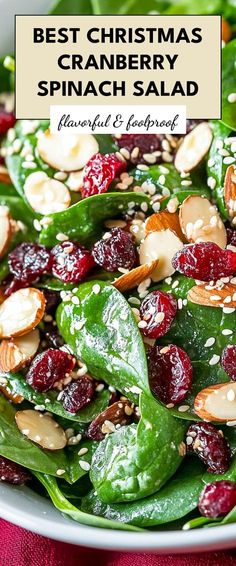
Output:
145,210,184,241
0,386,24,404
24,171,71,215
194,382,236,422
0,288,45,338
222,18,232,43
15,410,67,450
175,122,213,173
187,282,236,308
139,229,184,282
0,206,12,259
37,130,99,172
224,165,236,220
66,170,84,192
179,195,227,249
0,165,11,185
113,259,159,292
0,328,40,372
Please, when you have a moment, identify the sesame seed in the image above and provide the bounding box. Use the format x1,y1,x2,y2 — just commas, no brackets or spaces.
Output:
56,469,66,476
22,161,37,169
95,383,105,392
223,307,235,314
228,93,236,103
138,320,148,329
137,164,149,171
92,283,101,294
222,328,233,335
155,312,165,323
226,420,236,427
141,202,148,212
72,296,80,305
128,296,141,305
204,337,215,348
158,174,166,185
56,233,69,242
78,447,89,456
181,180,192,187
33,219,42,232
207,177,216,190
143,153,156,164
178,405,190,412
209,354,220,366
77,363,88,377
119,148,130,160
227,389,235,402
223,156,236,165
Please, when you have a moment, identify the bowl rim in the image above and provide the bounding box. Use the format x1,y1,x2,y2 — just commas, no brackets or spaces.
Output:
1,485,236,553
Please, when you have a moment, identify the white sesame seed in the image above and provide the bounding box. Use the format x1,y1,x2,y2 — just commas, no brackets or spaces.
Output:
72,296,80,305
22,161,37,169
33,219,42,232
77,363,88,376
155,312,165,323
222,328,233,335
56,233,69,242
227,389,235,402
226,420,236,426
141,202,148,212
228,93,236,103
92,283,101,294
223,307,235,314
223,156,236,165
54,171,67,181
56,469,66,476
138,320,148,329
209,354,220,366
204,337,215,348
78,447,89,456
137,164,149,171
178,405,190,413
207,177,216,190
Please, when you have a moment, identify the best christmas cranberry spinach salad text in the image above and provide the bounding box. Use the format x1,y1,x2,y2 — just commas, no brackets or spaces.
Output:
0,0,236,532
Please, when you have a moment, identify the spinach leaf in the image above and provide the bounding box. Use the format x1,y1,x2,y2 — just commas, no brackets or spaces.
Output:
131,163,210,208
0,196,37,241
49,0,168,15
2,370,110,423
38,269,118,292
0,183,17,197
67,439,98,483
57,281,149,400
39,192,150,247
90,393,187,503
0,258,9,284
33,472,143,531
82,458,204,526
49,0,94,14
0,394,69,479
207,121,232,219
0,57,12,93
222,40,236,130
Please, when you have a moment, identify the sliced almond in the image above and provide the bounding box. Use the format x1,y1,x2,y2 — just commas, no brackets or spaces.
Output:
0,288,45,338
0,165,11,185
88,400,134,440
0,328,40,372
15,410,67,450
0,386,24,404
113,259,159,292
188,282,236,308
224,165,236,220
222,18,232,43
24,171,71,215
179,195,227,249
175,122,213,173
37,130,98,172
0,206,12,259
145,210,184,241
66,170,84,192
194,382,236,422
139,229,183,282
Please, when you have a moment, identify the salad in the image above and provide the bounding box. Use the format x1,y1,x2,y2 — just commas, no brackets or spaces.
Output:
0,0,236,534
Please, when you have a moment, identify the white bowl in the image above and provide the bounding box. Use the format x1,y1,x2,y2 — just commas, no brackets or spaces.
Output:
1,481,236,552
1,0,236,554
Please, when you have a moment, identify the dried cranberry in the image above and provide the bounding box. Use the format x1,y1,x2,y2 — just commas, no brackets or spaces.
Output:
61,377,95,413
226,227,236,247
44,289,61,313
51,241,95,283
4,277,30,297
41,323,64,349
92,228,136,272
198,481,236,518
140,291,177,339
82,153,127,198
172,242,236,281
0,456,31,485
87,400,133,441
8,243,51,283
187,422,231,474
26,348,75,392
221,345,236,380
148,344,192,405
114,134,165,165
0,107,15,136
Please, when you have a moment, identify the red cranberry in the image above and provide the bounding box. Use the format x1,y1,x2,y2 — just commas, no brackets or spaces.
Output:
44,289,60,313
140,291,177,339
4,277,30,297
148,344,192,405
0,108,15,136
8,243,51,283
113,134,165,165
82,153,126,198
61,377,95,413
0,456,31,485
26,348,75,392
198,481,236,518
226,227,236,247
187,422,231,474
221,345,236,380
172,242,236,281
92,228,136,272
51,241,95,283
41,323,64,349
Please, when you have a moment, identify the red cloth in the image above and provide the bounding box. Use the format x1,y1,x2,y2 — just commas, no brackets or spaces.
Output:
1,520,236,566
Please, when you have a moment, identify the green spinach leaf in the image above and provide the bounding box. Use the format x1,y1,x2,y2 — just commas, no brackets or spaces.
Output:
33,472,143,531
2,371,110,423
39,192,150,247
90,393,187,503
222,40,236,130
207,121,232,219
57,281,149,400
82,458,204,526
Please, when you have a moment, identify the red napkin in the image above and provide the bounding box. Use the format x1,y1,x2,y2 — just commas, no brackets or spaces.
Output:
1,519,236,566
